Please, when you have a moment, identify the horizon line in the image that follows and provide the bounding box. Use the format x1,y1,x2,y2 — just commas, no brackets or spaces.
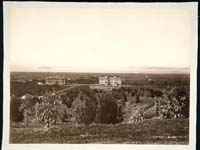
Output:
10,70,190,75
10,66,190,74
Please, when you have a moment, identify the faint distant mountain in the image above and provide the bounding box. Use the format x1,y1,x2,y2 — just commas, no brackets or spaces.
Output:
130,67,190,74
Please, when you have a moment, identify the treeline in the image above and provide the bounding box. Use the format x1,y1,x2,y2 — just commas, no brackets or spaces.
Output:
10,85,190,127
66,77,98,84
10,81,65,97
10,87,123,127
122,78,189,86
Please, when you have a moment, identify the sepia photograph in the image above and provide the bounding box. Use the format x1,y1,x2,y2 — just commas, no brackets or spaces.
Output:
2,2,198,150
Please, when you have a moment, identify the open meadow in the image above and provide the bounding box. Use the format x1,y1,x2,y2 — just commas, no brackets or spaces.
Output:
10,119,189,144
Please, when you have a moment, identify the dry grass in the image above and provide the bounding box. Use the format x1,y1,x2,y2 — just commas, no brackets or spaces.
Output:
10,118,189,144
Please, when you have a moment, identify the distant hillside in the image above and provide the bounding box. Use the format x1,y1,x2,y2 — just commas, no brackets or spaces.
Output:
128,67,189,74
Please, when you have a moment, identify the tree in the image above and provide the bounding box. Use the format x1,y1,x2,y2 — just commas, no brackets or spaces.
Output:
61,95,73,108
36,102,58,128
19,96,38,125
73,90,97,125
35,97,69,128
10,97,24,122
95,93,123,124
155,86,189,119
136,92,140,103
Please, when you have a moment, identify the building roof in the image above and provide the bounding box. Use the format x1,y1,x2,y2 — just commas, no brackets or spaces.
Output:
46,76,65,79
99,75,120,78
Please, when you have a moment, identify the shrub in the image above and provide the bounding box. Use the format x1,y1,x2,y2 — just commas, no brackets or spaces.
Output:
155,87,189,119
10,98,24,122
73,90,97,125
35,97,70,127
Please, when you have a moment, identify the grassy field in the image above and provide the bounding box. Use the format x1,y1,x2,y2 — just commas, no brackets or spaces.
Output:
10,118,189,144
10,72,189,83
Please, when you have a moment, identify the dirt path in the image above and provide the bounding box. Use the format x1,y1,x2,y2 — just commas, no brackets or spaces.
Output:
123,97,155,123
55,84,83,95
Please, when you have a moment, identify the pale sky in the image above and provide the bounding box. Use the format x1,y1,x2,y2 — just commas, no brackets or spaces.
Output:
4,2,197,73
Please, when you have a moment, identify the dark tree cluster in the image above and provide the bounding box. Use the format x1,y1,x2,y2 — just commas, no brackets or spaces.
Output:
94,92,123,124
63,88,123,125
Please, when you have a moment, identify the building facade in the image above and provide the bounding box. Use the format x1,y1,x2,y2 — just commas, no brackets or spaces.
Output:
99,76,109,86
99,76,121,86
45,76,65,85
109,76,122,86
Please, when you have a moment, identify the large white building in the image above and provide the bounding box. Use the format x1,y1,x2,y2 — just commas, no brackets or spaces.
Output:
109,76,122,86
99,76,121,86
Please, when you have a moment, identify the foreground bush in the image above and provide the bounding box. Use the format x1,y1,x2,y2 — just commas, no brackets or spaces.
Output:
35,98,70,128
156,87,189,119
